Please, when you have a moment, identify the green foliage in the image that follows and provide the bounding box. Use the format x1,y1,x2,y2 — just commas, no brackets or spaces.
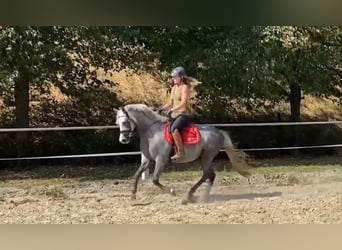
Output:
116,26,341,118
257,26,342,97
0,26,155,102
1,26,340,118
0,26,341,160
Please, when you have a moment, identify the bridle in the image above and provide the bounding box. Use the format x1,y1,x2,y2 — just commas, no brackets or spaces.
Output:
117,108,136,138
116,106,164,139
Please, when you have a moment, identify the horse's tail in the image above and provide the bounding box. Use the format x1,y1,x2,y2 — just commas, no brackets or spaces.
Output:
219,129,251,178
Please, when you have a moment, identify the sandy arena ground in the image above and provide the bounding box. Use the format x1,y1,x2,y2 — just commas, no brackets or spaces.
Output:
0,168,341,224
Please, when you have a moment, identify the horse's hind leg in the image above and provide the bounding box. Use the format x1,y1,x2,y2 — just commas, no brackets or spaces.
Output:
208,170,216,186
131,154,150,200
201,167,216,203
185,173,210,203
152,157,176,196
185,152,217,203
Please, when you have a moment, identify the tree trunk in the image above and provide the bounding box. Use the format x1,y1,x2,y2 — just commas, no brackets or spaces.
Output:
14,69,30,166
290,82,301,155
290,82,301,122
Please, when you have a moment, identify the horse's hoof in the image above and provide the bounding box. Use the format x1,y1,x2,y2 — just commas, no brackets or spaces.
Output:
170,188,176,196
181,195,196,205
187,194,197,203
200,188,211,203
181,199,189,205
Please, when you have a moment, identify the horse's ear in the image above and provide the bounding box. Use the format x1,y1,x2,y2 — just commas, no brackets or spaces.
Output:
113,107,119,113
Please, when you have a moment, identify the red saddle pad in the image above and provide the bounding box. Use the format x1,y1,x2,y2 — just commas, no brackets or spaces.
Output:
164,123,201,145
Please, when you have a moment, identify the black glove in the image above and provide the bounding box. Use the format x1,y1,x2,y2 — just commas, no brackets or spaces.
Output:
165,109,173,117
157,108,164,115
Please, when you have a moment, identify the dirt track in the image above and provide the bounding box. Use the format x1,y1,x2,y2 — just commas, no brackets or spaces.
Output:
0,168,341,224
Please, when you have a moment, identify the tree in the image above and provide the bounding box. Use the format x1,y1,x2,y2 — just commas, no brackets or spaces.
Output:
0,26,152,160
123,26,342,120
115,26,265,118
257,26,342,121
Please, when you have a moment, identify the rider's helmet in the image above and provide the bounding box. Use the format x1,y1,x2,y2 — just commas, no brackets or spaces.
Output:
170,66,186,77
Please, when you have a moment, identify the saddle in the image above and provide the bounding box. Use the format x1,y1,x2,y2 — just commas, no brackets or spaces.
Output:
164,122,201,145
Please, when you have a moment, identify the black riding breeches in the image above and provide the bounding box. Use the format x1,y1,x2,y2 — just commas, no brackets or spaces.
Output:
169,115,189,133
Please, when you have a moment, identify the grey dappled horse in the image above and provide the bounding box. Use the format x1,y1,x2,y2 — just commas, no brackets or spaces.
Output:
115,104,250,203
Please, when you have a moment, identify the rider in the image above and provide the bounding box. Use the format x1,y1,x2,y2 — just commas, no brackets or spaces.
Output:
160,66,192,161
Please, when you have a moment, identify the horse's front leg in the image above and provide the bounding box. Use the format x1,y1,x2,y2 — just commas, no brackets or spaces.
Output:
152,157,176,196
131,154,150,200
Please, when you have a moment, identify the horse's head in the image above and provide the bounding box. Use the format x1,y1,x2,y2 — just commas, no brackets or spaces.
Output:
114,107,136,144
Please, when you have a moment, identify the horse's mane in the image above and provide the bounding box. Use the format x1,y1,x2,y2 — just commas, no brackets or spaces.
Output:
124,104,168,123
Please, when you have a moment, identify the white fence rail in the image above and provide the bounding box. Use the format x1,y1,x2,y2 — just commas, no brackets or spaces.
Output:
0,144,341,162
1,120,341,180
0,120,341,162
0,120,341,132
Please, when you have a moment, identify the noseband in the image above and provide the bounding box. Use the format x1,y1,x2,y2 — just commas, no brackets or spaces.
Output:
118,108,136,137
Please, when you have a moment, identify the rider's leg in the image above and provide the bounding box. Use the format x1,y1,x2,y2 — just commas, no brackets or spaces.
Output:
171,128,184,160
170,115,189,160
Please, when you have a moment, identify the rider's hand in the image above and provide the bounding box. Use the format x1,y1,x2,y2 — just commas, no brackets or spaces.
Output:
165,109,173,117
157,108,164,115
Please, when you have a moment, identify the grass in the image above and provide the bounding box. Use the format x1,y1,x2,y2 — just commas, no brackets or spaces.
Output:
40,186,67,199
103,69,341,120
286,175,301,185
97,68,168,105
0,157,341,188
0,178,78,189
323,174,342,183
249,164,340,174
12,68,341,122
158,163,342,182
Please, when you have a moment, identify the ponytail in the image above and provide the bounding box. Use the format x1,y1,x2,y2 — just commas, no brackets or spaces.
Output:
183,76,202,91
